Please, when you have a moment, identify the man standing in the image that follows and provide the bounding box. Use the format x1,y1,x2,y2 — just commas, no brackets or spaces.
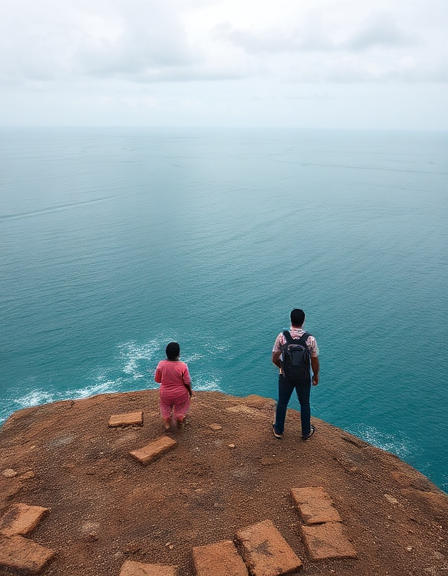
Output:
272,308,320,440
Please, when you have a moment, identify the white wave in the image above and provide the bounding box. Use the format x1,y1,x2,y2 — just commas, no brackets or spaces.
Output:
193,377,223,392
118,339,161,378
12,389,55,409
347,424,414,460
70,381,120,399
203,341,231,355
183,352,203,363
1,380,121,423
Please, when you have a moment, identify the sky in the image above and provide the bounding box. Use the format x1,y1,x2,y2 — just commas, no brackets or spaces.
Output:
0,0,447,129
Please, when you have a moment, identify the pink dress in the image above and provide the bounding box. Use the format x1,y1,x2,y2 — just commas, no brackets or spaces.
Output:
154,360,192,419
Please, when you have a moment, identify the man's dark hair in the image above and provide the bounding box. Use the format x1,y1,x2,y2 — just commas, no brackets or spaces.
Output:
291,308,305,327
166,342,180,360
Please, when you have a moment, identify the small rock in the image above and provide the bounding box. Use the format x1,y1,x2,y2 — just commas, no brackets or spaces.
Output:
2,469,17,478
209,423,222,430
19,471,35,480
228,444,236,449
406,546,413,552
384,494,399,505
123,543,141,554
89,532,99,541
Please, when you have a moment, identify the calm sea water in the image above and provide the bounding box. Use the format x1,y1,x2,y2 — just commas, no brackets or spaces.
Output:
1,127,447,491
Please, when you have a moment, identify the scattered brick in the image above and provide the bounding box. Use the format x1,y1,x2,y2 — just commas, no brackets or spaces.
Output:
192,540,248,576
0,534,55,574
119,560,178,576
300,522,357,561
291,487,341,525
0,503,50,537
130,436,177,465
235,519,303,575
109,411,143,427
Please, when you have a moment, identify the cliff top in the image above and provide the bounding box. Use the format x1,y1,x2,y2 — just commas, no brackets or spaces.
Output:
0,390,447,576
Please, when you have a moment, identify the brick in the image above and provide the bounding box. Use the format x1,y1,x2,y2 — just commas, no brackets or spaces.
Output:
192,540,248,576
300,522,357,561
0,503,50,537
235,519,303,576
291,487,341,525
130,436,177,465
119,560,178,576
0,534,55,574
109,411,143,427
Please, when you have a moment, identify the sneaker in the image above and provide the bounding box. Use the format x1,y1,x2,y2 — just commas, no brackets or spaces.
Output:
302,425,316,441
272,424,283,439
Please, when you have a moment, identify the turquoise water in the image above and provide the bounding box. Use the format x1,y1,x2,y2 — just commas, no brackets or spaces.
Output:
1,127,447,491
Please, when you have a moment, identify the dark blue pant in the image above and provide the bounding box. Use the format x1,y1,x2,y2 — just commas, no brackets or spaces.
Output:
274,374,311,437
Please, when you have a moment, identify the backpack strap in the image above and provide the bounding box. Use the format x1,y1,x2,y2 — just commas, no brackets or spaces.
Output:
298,332,310,346
283,330,310,345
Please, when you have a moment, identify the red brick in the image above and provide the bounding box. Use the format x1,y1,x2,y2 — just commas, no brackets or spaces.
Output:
291,487,341,525
0,534,55,574
109,411,143,427
0,503,50,537
300,522,357,561
130,436,177,465
192,540,248,576
235,519,303,576
119,560,178,576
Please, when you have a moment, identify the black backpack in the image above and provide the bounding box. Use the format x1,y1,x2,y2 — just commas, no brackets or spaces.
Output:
280,331,311,383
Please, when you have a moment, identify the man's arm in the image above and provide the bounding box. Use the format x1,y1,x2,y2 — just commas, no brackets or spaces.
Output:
311,357,320,386
272,351,282,369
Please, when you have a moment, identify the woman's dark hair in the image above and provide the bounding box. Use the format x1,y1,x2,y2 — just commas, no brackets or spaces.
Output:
290,308,305,327
166,342,180,360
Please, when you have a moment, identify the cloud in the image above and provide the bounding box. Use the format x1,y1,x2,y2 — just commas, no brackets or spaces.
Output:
0,0,205,85
77,1,203,77
213,20,334,55
0,0,447,128
213,11,419,56
1,0,446,88
212,7,446,84
345,12,418,51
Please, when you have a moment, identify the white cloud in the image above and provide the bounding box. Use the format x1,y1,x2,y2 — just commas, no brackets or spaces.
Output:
77,1,204,77
344,12,418,51
0,0,447,127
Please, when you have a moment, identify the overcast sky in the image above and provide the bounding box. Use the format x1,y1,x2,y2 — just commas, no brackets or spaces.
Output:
1,0,447,129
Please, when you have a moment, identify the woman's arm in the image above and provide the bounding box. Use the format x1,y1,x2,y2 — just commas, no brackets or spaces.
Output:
182,365,192,396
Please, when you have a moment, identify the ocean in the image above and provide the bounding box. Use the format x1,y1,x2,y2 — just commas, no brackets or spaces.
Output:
1,127,447,492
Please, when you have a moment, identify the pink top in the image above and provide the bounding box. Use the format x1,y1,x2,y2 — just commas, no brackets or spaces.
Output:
154,360,191,392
